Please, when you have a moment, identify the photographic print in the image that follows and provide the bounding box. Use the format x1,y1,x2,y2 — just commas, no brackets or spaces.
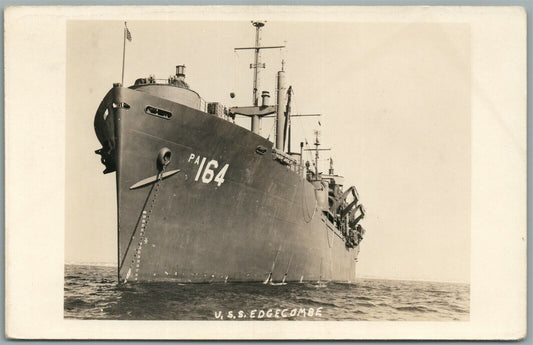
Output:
64,19,470,321
5,6,526,340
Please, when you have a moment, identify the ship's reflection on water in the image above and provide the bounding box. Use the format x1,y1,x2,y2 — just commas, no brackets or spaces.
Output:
64,265,469,321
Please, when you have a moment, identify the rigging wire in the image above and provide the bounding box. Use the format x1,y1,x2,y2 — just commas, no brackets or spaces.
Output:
287,97,314,165
266,120,276,141
233,50,240,98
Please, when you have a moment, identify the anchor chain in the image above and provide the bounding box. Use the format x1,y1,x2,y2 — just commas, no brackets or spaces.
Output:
124,163,168,283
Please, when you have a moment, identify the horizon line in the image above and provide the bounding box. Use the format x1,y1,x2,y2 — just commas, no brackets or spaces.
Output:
64,261,470,285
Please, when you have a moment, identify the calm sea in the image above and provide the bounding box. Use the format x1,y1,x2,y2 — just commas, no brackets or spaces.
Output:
64,264,469,321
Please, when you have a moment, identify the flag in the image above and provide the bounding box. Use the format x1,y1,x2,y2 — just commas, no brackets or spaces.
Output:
318,120,321,126
125,24,132,42
122,22,131,85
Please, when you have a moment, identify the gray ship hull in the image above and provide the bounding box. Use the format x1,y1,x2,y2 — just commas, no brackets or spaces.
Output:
95,86,359,283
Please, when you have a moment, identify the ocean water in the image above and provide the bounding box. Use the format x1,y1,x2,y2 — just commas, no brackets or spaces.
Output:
64,265,469,321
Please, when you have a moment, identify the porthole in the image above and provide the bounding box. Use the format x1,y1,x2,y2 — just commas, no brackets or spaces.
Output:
145,106,172,119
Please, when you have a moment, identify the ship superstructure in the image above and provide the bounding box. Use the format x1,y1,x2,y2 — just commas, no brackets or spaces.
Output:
94,22,366,284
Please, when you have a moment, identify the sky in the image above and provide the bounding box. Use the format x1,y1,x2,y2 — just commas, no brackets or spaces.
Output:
66,20,470,283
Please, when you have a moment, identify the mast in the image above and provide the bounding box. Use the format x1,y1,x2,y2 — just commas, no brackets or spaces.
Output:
232,21,285,135
314,130,320,177
304,129,330,180
252,21,263,107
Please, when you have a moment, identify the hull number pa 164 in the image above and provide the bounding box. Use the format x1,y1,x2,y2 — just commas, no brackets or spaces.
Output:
188,153,229,187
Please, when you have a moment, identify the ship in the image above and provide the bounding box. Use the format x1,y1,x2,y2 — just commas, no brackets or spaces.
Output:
94,21,366,284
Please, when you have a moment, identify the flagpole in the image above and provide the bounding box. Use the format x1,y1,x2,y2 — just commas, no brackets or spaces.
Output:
121,22,127,85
